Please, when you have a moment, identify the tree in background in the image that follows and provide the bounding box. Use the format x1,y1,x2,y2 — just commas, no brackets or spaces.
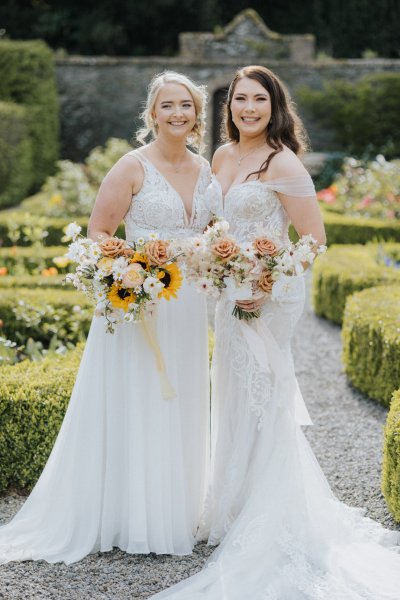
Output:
0,0,398,58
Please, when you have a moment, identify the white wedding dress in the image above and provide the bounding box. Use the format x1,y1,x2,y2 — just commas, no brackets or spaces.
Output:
152,175,400,599
0,150,212,565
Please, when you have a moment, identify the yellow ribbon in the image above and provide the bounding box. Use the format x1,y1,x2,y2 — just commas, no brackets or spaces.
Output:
140,314,176,400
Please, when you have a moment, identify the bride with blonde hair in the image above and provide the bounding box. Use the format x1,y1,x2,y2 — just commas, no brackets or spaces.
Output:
0,71,212,564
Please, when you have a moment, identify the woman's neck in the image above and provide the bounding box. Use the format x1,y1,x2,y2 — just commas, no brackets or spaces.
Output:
152,135,188,161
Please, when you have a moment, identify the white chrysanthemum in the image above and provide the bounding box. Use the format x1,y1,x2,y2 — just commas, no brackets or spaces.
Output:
143,276,164,299
148,232,159,240
136,237,145,245
66,241,85,262
87,243,102,262
65,222,82,240
111,256,129,280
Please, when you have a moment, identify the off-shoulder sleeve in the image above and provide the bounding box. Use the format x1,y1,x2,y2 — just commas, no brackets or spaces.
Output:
263,175,316,197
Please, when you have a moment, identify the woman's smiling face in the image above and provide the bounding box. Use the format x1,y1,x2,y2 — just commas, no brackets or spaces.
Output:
152,82,196,140
230,77,272,138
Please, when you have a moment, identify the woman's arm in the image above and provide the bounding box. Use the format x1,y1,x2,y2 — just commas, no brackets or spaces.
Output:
268,148,326,248
87,155,144,242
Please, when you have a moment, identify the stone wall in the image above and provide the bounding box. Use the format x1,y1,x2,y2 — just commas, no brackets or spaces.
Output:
56,10,400,161
57,56,400,161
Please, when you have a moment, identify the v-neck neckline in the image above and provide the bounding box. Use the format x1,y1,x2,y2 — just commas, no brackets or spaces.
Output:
138,152,203,226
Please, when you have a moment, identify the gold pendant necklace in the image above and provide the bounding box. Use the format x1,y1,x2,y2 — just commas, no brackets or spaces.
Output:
237,142,267,166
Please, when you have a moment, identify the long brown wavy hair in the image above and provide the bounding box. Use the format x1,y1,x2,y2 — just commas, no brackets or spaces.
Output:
223,65,309,179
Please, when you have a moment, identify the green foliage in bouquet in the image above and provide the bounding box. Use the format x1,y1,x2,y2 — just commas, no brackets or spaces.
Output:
382,389,400,523
312,244,400,324
0,345,83,491
0,40,59,192
317,156,400,221
0,102,34,209
298,73,400,159
0,288,92,350
342,286,400,407
20,137,132,218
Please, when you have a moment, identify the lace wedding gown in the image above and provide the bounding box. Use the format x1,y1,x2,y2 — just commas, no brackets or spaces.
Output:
0,151,212,565
152,175,400,599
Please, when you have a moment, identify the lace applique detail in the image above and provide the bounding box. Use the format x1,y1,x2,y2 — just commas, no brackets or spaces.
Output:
124,152,211,241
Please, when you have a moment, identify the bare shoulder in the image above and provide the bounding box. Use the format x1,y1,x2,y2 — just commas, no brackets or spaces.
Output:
267,146,310,180
103,151,144,193
211,142,236,172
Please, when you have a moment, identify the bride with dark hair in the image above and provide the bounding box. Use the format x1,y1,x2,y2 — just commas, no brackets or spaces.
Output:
152,65,400,600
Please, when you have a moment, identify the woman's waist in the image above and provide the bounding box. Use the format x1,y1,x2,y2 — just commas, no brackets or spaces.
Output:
125,223,201,242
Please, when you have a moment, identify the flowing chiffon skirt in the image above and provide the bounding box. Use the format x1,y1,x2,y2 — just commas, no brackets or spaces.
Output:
0,280,210,564
152,276,400,600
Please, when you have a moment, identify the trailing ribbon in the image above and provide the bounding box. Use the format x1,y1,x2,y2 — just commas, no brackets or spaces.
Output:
141,315,176,400
239,319,312,426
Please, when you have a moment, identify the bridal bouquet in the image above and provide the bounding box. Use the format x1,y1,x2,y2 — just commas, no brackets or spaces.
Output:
180,219,326,320
64,223,182,333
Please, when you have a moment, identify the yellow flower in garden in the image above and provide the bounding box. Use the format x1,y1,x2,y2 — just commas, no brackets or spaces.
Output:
53,256,71,268
108,284,136,312
41,267,58,277
0,267,7,276
49,193,63,206
158,263,183,300
130,252,150,270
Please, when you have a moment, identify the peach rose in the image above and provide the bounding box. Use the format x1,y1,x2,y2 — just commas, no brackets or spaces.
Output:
121,247,135,257
145,240,170,266
122,263,145,288
99,237,127,258
253,237,278,257
211,238,239,262
257,269,274,293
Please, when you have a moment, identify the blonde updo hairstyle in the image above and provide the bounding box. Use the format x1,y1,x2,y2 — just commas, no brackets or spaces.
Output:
136,71,207,153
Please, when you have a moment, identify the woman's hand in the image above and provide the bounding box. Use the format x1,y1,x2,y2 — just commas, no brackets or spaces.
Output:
235,296,266,313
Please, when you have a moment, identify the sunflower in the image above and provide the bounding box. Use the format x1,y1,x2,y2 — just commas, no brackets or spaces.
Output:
130,252,150,270
108,284,136,312
157,263,183,300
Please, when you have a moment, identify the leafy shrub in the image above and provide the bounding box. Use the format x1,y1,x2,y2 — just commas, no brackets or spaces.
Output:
317,156,400,220
298,73,400,159
20,137,132,218
0,345,83,491
85,137,132,187
0,40,59,190
0,288,92,348
312,244,400,324
382,389,400,523
0,102,33,208
342,286,400,406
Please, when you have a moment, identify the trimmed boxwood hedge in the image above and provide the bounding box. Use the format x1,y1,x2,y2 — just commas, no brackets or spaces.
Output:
0,213,125,247
342,286,400,407
322,210,400,245
312,244,400,324
0,274,65,289
0,40,59,192
0,245,70,274
0,345,83,491
382,389,400,523
0,287,92,346
0,102,34,208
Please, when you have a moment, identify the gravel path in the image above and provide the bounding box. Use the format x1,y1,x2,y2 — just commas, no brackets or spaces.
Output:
1,274,398,599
